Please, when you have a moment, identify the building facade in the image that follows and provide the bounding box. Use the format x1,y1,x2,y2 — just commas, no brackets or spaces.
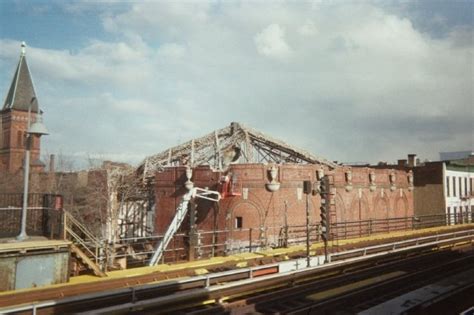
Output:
147,123,415,261
444,159,473,224
403,155,474,225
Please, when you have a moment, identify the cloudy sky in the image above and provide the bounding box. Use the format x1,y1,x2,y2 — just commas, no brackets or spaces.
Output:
0,0,472,167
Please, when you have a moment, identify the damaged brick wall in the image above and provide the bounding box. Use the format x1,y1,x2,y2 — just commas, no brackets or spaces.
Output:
154,163,414,261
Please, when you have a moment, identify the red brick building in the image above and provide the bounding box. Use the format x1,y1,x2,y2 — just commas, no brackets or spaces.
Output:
142,123,414,260
0,43,45,173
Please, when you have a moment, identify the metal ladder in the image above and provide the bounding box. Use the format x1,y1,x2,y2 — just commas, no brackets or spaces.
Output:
149,187,220,266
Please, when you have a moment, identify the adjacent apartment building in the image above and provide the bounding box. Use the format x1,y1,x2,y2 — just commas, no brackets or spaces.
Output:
414,152,473,224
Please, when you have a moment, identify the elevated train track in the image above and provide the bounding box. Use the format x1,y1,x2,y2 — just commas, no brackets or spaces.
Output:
1,226,473,314
184,248,474,314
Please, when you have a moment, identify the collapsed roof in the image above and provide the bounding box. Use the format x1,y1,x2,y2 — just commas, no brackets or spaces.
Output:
138,122,336,180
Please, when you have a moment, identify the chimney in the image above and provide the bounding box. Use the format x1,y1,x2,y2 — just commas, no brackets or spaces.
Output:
407,154,417,167
49,154,55,173
397,159,407,167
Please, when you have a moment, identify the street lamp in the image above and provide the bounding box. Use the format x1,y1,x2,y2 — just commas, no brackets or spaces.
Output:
16,106,49,241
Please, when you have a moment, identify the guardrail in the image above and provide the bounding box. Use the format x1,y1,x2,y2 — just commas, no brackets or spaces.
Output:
329,228,474,262
114,212,473,265
64,211,105,268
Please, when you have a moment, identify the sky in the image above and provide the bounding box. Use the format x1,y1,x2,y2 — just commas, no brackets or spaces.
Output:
0,0,473,168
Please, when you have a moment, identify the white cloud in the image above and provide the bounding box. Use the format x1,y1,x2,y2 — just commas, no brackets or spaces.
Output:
1,2,472,165
298,20,318,36
254,24,292,59
157,43,187,59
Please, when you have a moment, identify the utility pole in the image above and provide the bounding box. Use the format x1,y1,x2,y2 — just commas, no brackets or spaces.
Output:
284,201,289,248
303,180,312,267
188,199,197,261
17,98,49,241
320,176,330,263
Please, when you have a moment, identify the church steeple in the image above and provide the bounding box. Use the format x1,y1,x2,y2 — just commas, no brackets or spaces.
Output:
0,42,45,173
2,42,40,113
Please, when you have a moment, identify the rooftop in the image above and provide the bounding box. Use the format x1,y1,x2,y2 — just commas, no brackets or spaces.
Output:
139,122,336,179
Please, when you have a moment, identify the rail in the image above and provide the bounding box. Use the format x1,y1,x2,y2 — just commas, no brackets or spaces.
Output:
3,227,472,314
112,212,474,265
76,230,474,314
64,211,105,267
329,228,474,262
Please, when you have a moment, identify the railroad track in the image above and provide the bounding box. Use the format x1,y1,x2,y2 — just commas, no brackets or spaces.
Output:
176,249,474,314
289,252,474,314
2,228,473,314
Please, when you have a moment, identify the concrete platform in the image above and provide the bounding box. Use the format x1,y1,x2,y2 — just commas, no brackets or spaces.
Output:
0,236,49,244
0,239,70,254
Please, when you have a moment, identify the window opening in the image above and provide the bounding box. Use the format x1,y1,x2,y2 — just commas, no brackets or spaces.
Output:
453,177,456,197
446,176,450,197
235,216,243,229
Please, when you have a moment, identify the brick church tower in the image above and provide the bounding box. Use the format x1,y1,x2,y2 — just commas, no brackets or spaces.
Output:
0,42,45,173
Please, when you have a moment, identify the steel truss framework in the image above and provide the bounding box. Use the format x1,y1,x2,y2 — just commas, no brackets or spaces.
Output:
139,122,336,179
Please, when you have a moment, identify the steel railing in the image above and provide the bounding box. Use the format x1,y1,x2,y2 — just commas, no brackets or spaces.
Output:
64,211,105,268
154,212,474,263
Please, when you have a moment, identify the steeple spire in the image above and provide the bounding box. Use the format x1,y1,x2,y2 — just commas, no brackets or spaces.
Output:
21,41,26,56
2,41,39,113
